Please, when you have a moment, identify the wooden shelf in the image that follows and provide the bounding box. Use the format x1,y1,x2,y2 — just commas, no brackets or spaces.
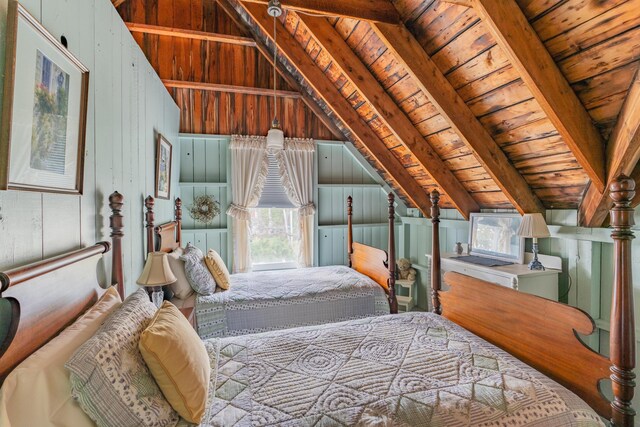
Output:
179,182,228,187
317,183,381,188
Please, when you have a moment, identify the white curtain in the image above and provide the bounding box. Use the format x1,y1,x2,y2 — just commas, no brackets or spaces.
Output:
227,135,268,273
275,138,316,267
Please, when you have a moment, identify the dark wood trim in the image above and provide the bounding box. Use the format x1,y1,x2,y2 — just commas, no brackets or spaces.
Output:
175,198,183,248
609,175,636,427
109,192,124,298
0,244,109,294
145,195,156,255
386,193,397,314
347,195,353,268
163,80,302,99
125,22,256,46
430,189,441,314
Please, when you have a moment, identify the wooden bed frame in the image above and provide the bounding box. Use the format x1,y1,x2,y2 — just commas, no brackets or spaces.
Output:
144,193,398,313
430,176,636,427
0,191,125,383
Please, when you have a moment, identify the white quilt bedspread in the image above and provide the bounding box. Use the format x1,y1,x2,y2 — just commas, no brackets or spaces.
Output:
197,312,604,426
195,266,389,339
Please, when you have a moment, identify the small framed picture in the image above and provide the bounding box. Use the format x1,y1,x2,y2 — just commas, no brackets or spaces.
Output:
155,134,172,200
0,2,89,194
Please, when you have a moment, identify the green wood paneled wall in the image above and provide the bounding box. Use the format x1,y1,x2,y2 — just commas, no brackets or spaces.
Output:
177,136,396,268
0,0,180,296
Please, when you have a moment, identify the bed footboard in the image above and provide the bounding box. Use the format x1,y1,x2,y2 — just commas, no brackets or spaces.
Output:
430,176,636,426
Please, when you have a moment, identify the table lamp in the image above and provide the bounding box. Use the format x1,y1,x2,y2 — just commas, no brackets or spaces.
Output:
517,213,550,271
137,252,177,307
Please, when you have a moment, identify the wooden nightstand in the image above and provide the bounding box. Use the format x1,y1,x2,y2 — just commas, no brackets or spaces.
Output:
396,279,416,312
178,306,196,329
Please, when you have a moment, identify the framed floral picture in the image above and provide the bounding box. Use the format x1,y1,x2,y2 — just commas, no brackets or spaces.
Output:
155,134,172,200
0,2,89,194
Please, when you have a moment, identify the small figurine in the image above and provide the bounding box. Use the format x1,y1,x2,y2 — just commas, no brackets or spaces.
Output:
397,258,417,281
455,242,464,255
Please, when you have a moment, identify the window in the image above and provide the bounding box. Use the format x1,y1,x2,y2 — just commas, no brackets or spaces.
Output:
250,208,300,271
250,153,300,271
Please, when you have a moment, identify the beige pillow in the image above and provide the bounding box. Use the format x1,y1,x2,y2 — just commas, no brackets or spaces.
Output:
204,249,231,290
139,301,210,424
167,247,194,299
0,287,122,427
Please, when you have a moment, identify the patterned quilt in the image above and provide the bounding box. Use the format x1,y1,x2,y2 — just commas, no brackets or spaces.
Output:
198,312,604,426
195,266,390,339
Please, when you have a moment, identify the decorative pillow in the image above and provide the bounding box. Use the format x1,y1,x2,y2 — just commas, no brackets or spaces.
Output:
139,301,210,423
180,243,216,295
0,287,122,427
66,289,179,427
204,249,231,290
166,247,194,300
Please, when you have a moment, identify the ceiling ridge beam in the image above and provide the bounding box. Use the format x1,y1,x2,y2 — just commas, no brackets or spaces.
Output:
456,0,606,193
372,23,544,215
297,14,478,218
215,0,344,140
163,79,302,98
579,67,640,227
235,1,433,215
240,0,400,24
125,22,257,46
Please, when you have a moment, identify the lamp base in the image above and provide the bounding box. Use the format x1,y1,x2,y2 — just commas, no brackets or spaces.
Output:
528,241,546,271
528,258,546,271
147,286,164,308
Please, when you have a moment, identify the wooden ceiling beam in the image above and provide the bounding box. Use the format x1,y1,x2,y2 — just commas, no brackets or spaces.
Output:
460,0,606,193
237,1,433,215
373,23,544,215
125,22,256,46
297,14,478,218
163,80,302,98
216,0,344,140
579,68,640,227
240,0,400,24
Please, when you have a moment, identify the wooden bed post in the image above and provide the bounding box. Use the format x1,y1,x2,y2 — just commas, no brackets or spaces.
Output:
387,193,398,314
175,198,183,247
145,196,155,255
609,175,636,427
347,195,353,268
109,192,125,298
430,189,441,314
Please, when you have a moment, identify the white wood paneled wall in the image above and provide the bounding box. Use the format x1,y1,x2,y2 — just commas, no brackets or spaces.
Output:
0,0,180,295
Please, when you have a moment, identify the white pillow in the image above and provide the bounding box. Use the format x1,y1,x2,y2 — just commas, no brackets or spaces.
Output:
166,247,194,300
0,287,122,427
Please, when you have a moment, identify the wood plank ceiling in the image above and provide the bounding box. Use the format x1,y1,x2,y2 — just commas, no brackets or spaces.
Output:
115,0,640,223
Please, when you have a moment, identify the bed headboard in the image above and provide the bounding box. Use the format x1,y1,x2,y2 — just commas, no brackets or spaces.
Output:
145,196,182,254
0,191,125,382
429,176,636,427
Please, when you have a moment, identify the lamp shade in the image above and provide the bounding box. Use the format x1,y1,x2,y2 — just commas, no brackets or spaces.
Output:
137,252,177,287
517,213,550,238
266,127,284,151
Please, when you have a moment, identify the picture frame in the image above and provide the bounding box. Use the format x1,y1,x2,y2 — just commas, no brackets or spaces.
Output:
155,134,172,200
0,1,89,194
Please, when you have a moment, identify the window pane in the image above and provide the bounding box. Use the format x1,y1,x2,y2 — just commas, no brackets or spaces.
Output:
250,208,300,267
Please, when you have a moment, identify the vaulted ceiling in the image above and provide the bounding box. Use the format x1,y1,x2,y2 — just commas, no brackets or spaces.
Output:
115,0,640,226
